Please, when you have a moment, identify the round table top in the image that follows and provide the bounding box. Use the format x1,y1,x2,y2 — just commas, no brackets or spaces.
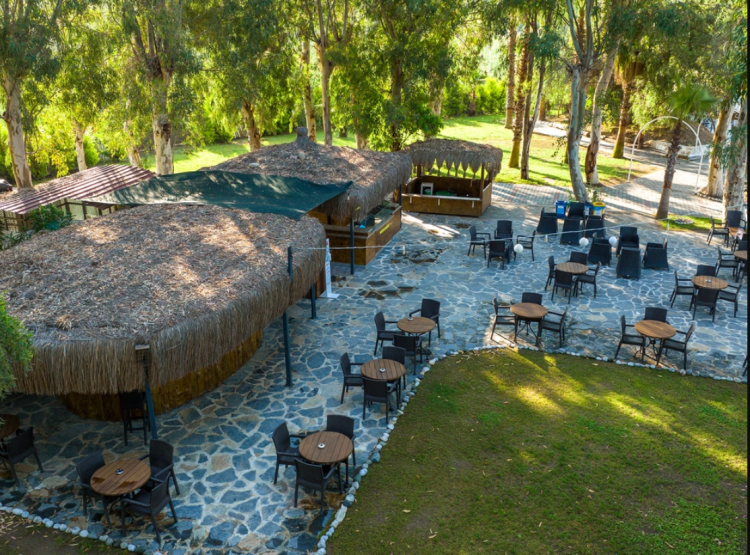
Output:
91,459,151,498
556,262,590,275
635,320,677,340
692,276,729,290
361,359,406,382
510,303,549,320
735,250,747,262
0,414,20,441
397,317,436,335
299,432,353,466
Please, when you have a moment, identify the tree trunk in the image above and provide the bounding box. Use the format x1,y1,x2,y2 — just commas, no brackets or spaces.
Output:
724,98,747,219
2,78,33,188
355,132,369,150
241,100,262,151
704,101,735,197
505,22,517,129
123,120,143,168
521,59,544,180
509,28,530,169
339,126,348,139
430,92,443,117
655,119,683,220
539,97,547,121
612,81,633,159
152,77,173,175
73,120,88,173
316,45,334,146
301,41,317,142
389,58,405,151
585,46,617,185
567,66,590,202
468,87,477,117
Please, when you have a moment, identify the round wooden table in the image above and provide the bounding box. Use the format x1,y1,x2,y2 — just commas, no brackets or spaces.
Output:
299,431,353,466
0,414,20,441
735,250,747,262
91,459,151,498
397,317,436,335
510,303,549,346
556,262,589,275
692,276,728,291
635,320,677,341
361,359,406,382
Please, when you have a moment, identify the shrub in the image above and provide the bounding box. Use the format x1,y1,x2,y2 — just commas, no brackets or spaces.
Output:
27,205,73,232
0,294,33,400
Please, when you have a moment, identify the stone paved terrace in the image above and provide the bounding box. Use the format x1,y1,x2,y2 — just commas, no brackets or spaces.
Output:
0,168,746,554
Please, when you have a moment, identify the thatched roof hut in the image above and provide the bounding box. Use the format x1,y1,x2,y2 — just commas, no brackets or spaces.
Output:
211,128,412,221
403,139,504,183
0,204,325,398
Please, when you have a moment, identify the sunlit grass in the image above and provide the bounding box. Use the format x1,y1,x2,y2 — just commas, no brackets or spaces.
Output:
326,349,747,555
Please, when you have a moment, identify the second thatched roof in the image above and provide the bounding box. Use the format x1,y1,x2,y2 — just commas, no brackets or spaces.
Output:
211,128,412,221
403,139,504,182
0,204,325,396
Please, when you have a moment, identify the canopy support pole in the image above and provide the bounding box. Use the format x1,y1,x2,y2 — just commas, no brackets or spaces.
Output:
399,183,403,207
284,247,293,387
350,220,355,275
135,344,158,441
310,283,317,319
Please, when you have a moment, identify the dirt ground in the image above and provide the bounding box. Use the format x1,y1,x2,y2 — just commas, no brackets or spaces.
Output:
0,513,117,555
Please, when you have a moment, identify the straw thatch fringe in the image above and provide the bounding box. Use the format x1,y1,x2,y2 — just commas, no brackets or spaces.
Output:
404,139,504,183
211,128,412,221
2,204,325,396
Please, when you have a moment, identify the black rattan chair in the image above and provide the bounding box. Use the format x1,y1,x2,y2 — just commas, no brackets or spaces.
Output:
119,391,149,447
656,323,697,370
696,265,717,277
584,215,605,239
0,428,43,486
393,334,423,375
383,345,407,392
272,422,306,484
373,312,398,355
545,256,556,290
294,459,341,515
522,292,543,305
568,202,586,219
616,247,641,280
468,225,491,258
516,231,537,261
669,272,695,308
326,415,356,482
691,288,721,322
718,279,743,318
569,251,588,265
551,271,575,304
120,478,177,544
643,240,669,270
76,452,118,527
707,217,731,246
644,307,669,323
487,240,511,269
491,298,516,340
409,299,441,344
540,308,568,347
362,378,395,425
575,263,601,298
615,315,646,361
537,209,558,236
139,440,180,496
588,239,612,267
495,220,514,240
560,218,583,245
716,247,739,277
732,239,747,254
617,227,640,256
339,353,364,404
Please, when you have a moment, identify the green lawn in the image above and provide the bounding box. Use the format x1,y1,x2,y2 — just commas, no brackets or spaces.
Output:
327,350,747,555
143,116,656,188
661,214,715,233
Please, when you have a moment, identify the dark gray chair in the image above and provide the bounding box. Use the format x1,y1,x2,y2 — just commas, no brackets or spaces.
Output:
718,279,743,318
468,225,491,258
669,272,695,308
643,240,669,270
537,209,558,236
0,428,43,486
409,298,441,344
615,316,646,361
584,215,605,239
588,239,612,267
569,251,588,265
616,248,641,280
644,307,669,323
568,202,586,219
516,231,537,261
294,459,341,515
657,323,697,370
76,452,119,527
326,415,356,483
491,298,516,339
495,220,514,240
696,265,717,277
383,345,406,396
362,378,394,425
545,256,556,291
339,353,364,404
522,292,544,305
617,227,640,256
716,247,739,277
691,288,721,322
560,218,583,245
708,212,741,246
119,391,149,447
373,312,398,355
120,477,177,544
551,271,575,304
487,240,512,268
393,334,423,374
139,440,180,496
272,422,305,484
540,308,568,347
575,263,601,298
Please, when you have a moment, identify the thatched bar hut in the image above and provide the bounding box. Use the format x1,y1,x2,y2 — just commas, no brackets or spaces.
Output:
0,204,325,420
212,128,412,268
399,139,503,217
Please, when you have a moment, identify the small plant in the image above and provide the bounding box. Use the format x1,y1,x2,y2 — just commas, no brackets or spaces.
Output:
26,204,73,232
0,294,33,400
587,187,606,204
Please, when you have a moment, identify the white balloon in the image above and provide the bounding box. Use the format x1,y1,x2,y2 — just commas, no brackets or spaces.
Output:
579,237,590,248
514,244,524,254
609,236,618,247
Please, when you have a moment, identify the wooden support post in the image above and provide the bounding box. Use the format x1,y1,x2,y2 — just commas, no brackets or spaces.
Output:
350,219,355,275
284,247,293,386
135,344,158,441
311,283,316,319
399,183,403,207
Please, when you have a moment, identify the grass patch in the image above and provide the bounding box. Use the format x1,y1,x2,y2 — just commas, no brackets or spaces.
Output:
0,513,119,555
661,214,714,233
142,116,656,187
326,350,747,555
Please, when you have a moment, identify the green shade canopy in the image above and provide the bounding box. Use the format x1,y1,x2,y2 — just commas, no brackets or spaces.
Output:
88,170,353,221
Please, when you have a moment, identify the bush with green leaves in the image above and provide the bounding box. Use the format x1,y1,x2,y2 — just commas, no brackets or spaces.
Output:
27,205,73,232
0,295,33,400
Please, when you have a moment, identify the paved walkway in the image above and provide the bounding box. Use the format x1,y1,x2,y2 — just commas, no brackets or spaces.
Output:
0,170,745,555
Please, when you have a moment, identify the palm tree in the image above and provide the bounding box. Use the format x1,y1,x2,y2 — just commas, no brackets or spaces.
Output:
654,85,717,221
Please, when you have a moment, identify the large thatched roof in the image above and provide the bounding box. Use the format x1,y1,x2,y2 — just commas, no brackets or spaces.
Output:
0,204,325,396
403,139,504,182
211,128,412,221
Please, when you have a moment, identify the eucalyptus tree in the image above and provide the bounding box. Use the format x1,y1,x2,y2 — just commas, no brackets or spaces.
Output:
583,46,616,185
504,19,517,128
611,51,644,159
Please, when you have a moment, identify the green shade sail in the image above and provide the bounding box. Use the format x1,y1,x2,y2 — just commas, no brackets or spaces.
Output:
88,170,352,221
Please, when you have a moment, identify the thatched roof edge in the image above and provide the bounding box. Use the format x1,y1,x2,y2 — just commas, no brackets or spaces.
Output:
404,139,504,181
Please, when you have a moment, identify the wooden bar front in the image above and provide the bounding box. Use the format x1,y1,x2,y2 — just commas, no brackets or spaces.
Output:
398,176,492,217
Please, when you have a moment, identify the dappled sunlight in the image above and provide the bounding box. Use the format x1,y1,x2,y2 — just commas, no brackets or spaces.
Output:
401,213,460,239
